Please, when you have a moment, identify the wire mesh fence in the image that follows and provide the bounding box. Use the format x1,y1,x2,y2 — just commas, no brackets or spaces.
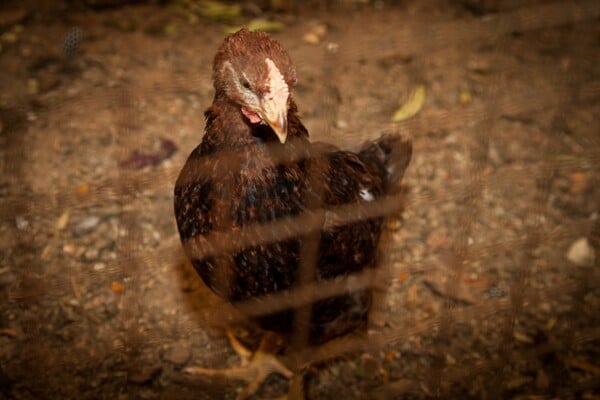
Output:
1,0,599,399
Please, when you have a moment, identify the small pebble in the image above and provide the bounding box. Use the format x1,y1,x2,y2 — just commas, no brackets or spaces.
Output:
15,216,29,230
72,216,100,236
303,32,320,45
487,142,503,166
335,119,348,129
513,331,533,344
566,237,595,266
326,42,339,53
303,23,327,45
63,243,76,254
93,262,106,271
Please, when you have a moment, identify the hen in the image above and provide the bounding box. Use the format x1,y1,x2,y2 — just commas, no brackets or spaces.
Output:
174,28,412,398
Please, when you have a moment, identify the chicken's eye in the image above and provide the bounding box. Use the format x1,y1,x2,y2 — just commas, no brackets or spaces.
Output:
240,79,251,90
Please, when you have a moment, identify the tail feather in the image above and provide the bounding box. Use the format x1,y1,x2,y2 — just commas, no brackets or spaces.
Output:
359,133,413,194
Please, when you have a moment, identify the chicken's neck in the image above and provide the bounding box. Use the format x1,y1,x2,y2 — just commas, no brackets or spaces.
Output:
203,95,308,157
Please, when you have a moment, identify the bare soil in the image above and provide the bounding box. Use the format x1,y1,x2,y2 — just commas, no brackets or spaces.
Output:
1,1,599,399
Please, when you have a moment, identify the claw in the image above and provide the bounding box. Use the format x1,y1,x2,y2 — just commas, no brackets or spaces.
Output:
184,331,295,400
226,329,253,365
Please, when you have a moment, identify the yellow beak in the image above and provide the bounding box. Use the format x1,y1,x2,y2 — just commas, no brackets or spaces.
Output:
260,98,288,144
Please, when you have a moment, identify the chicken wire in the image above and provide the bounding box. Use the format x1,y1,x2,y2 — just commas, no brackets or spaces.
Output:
1,1,599,399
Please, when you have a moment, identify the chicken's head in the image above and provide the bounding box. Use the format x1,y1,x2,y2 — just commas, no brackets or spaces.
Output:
213,28,297,144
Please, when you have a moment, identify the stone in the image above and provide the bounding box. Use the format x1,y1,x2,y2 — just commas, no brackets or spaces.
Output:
72,216,100,236
566,237,595,266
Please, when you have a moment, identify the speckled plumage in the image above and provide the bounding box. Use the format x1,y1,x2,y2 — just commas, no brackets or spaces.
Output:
174,29,412,345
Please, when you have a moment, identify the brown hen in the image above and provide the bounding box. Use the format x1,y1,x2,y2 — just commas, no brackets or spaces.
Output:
174,28,412,399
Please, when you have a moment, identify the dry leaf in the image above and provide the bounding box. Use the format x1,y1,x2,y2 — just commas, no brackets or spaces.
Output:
247,20,284,33
569,171,587,194
111,282,125,293
0,328,17,338
41,245,53,260
56,210,71,230
397,270,409,284
198,1,241,22
119,137,177,169
513,331,534,344
392,85,425,122
226,20,284,34
459,86,472,105
75,183,89,196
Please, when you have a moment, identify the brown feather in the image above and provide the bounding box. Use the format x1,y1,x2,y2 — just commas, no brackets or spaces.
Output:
174,29,412,345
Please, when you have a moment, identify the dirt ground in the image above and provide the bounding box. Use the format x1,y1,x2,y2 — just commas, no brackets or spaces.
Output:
1,0,599,399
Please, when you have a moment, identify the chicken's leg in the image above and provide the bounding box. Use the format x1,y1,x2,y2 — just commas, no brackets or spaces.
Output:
185,331,294,400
